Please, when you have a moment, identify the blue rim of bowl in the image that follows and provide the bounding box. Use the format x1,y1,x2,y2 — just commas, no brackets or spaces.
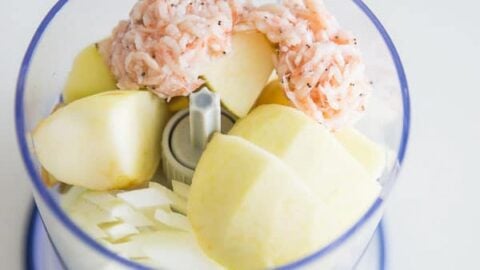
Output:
15,0,409,269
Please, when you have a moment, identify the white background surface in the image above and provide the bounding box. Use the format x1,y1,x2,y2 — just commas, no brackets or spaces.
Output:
0,0,479,269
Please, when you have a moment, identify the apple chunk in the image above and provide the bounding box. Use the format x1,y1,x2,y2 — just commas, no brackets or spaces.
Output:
33,91,168,190
202,31,275,117
229,104,381,231
189,134,337,269
63,43,117,103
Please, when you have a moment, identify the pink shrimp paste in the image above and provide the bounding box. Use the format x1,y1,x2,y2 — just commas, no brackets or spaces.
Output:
100,0,371,130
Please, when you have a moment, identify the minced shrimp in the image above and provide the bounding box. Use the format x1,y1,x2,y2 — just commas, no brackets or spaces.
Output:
99,0,237,98
243,0,371,130
101,0,371,129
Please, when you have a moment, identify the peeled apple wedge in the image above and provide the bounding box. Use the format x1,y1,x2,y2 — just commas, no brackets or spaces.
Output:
63,43,117,103
229,105,381,230
335,127,388,179
33,91,168,190
189,134,338,269
203,31,275,117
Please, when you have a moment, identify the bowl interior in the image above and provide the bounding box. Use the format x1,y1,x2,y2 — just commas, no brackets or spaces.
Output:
16,0,409,269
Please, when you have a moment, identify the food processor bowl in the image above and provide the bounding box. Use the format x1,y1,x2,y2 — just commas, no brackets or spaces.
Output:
15,0,409,269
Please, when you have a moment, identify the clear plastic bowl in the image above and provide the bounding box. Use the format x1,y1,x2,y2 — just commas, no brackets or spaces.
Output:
15,0,410,269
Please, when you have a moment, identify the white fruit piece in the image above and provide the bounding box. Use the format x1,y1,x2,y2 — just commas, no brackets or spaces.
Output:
81,191,118,205
229,104,381,233
61,188,115,239
334,127,388,179
188,134,338,269
170,197,188,216
149,182,188,215
109,203,154,227
135,231,225,270
102,222,140,241
68,198,118,225
60,183,216,269
172,180,190,200
203,31,275,117
33,91,168,190
117,187,173,208
63,43,117,103
69,212,108,239
154,208,191,232
80,191,156,227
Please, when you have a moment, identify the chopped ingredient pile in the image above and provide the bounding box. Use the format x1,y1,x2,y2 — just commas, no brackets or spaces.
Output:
100,0,371,129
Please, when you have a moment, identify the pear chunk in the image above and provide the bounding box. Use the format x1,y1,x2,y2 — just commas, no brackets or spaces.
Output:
188,134,338,269
229,105,381,231
33,91,168,190
63,43,117,103
203,31,275,117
